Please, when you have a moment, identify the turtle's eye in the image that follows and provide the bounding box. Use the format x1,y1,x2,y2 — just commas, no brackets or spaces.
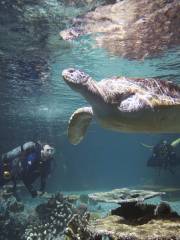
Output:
69,69,74,74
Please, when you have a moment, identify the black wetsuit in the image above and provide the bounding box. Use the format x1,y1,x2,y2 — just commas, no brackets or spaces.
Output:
147,141,179,174
0,142,52,198
21,150,52,197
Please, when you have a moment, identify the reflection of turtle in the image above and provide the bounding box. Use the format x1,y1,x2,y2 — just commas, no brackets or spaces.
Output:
147,138,180,174
62,68,180,145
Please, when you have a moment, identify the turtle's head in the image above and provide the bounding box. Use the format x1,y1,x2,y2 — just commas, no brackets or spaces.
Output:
62,68,102,106
62,68,91,91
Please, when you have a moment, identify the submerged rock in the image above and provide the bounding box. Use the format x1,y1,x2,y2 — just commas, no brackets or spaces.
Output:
60,0,180,60
111,201,179,224
88,188,179,225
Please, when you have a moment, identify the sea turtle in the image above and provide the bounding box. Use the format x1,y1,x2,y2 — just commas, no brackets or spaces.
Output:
62,68,180,145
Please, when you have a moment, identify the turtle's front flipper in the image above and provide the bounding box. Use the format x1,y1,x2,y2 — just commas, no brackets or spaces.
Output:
68,107,93,145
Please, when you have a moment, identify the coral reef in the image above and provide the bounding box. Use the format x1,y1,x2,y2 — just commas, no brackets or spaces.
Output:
60,0,180,60
0,189,180,240
0,195,27,240
0,191,92,240
66,194,80,204
0,211,28,240
64,212,92,240
63,189,180,240
23,193,75,239
111,201,179,224
63,198,180,240
134,185,180,202
88,189,179,224
88,215,180,240
88,188,165,204
8,200,24,213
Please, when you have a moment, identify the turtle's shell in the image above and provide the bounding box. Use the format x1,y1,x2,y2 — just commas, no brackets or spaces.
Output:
97,77,180,107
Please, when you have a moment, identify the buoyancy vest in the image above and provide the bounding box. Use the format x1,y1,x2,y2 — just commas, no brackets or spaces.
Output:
2,142,38,162
1,142,41,180
23,152,40,171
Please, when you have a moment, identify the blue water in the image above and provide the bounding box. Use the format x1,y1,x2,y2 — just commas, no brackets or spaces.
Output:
0,2,180,196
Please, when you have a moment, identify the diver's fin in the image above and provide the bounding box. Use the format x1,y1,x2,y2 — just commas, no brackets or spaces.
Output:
68,107,93,145
140,143,154,149
171,138,180,148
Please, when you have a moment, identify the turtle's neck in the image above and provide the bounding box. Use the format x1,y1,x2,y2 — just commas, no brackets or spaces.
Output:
78,78,105,107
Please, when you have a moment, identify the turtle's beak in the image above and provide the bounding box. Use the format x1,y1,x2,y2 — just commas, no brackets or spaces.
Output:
62,68,89,85
62,68,75,83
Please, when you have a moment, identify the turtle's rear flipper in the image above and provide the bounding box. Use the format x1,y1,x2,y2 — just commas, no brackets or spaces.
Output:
68,107,93,145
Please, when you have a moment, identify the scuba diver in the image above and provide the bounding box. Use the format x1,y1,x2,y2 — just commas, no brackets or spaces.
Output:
145,138,180,175
0,141,55,198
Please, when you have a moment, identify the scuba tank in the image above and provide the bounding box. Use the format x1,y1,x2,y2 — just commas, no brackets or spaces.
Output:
1,141,40,180
2,141,38,161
